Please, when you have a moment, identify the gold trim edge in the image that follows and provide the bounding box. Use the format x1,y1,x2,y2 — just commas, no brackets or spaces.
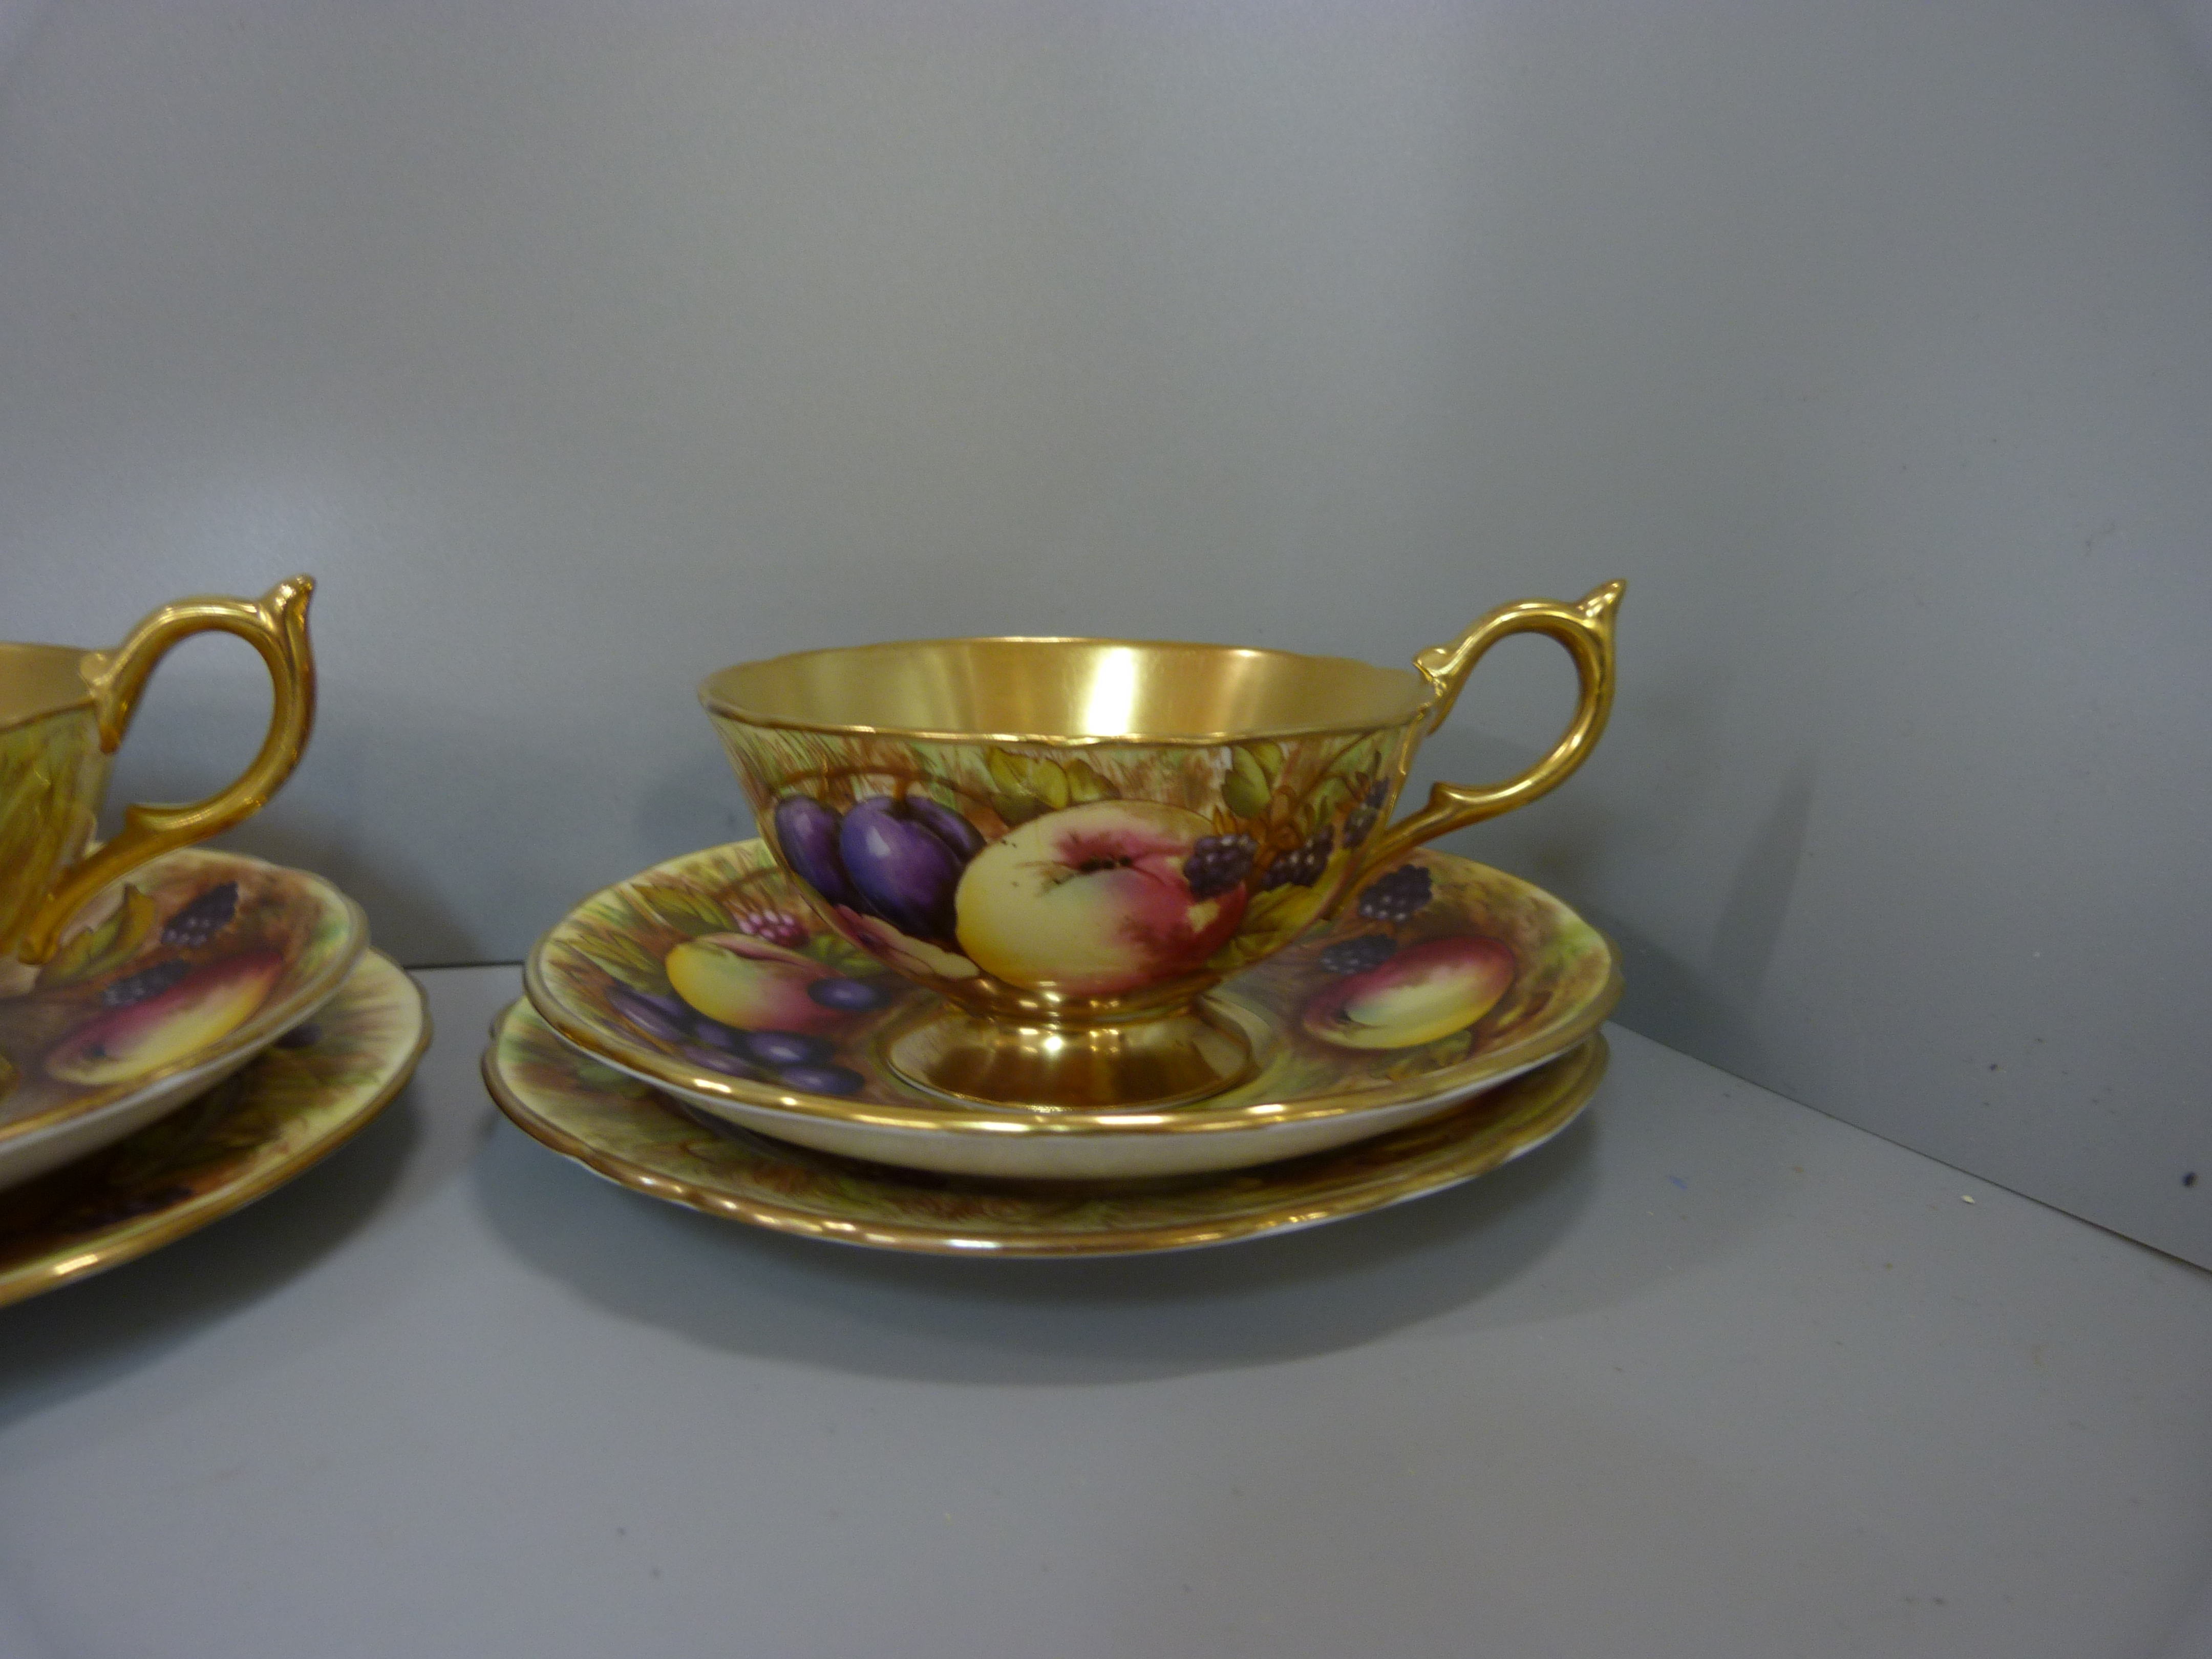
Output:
483,1018,1607,1258
0,952,430,1309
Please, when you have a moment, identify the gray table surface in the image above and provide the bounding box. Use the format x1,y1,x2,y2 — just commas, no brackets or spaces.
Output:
2,965,2208,1658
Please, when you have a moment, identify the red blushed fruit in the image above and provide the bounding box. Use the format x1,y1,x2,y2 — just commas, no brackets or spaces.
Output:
45,951,288,1086
1299,935,1516,1051
663,934,852,1035
954,801,1248,996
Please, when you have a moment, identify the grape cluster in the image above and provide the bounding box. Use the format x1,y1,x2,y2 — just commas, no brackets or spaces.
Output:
735,909,809,949
1260,826,1335,891
1319,934,1398,976
1183,834,1257,900
1343,780,1388,848
161,882,239,947
102,959,192,1008
1355,864,1434,923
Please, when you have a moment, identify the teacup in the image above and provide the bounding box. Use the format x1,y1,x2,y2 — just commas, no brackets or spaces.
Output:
701,580,1621,1109
0,578,316,965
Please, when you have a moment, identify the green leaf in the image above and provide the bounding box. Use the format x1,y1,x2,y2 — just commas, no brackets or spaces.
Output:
992,791,1044,826
632,885,733,940
800,933,884,976
1245,740,1284,782
986,749,1031,797
598,934,670,993
1304,775,1353,837
1206,884,1321,972
1029,759,1070,810
1065,758,1115,803
1222,762,1270,821
37,885,155,989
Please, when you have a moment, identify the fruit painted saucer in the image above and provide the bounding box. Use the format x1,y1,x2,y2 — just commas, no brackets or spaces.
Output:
0,950,427,1308
525,839,1620,1179
0,846,368,1190
487,995,1606,1257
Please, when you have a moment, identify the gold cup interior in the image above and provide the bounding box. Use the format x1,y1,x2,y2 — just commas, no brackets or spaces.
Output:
701,636,1429,742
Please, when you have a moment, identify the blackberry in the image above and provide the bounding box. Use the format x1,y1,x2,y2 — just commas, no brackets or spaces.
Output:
1356,864,1434,923
1319,934,1398,976
1344,780,1389,847
1259,826,1335,891
1183,834,1257,900
161,882,239,947
101,959,192,1008
735,909,810,949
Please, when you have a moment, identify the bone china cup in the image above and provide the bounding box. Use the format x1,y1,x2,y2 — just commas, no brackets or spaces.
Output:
701,581,1621,1110
0,578,316,965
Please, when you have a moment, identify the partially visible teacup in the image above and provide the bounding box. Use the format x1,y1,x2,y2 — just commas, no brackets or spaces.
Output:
0,577,316,965
701,581,1621,1110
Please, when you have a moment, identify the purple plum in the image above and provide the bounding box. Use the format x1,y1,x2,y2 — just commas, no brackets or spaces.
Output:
687,1015,753,1054
678,1043,768,1079
808,975,892,1012
742,1030,832,1068
839,795,974,943
773,795,858,909
608,984,695,1045
777,1062,865,1096
903,795,986,861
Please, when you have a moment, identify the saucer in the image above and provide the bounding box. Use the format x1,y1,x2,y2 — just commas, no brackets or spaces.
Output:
0,847,369,1190
486,995,1607,1256
0,950,427,1308
525,839,1619,1179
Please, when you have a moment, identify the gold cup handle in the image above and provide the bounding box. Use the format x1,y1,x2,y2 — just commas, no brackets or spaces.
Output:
1358,579,1623,874
14,576,317,963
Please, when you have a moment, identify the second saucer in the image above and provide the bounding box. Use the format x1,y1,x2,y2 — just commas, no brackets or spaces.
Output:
526,839,1619,1180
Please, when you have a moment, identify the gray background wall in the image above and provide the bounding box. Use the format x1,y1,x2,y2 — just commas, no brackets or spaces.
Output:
3,0,2209,1267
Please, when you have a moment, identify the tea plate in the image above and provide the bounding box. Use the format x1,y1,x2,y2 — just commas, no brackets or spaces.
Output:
525,839,1620,1179
0,950,427,1308
486,995,1607,1257
0,847,369,1190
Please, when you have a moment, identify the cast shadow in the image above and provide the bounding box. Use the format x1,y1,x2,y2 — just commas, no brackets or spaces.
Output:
470,1089,1615,1387
0,1081,422,1431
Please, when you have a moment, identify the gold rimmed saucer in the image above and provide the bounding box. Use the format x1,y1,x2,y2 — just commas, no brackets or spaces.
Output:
0,846,368,1189
485,995,1607,1257
0,950,427,1308
525,839,1619,1179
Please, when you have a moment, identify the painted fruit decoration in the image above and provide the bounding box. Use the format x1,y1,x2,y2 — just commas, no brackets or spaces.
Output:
953,800,1248,996
666,935,851,1036
773,792,985,966
605,932,895,1097
45,950,286,1086
1300,935,1515,1051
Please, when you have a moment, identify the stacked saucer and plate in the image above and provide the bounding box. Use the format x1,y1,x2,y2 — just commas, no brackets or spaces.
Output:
0,580,429,1308
489,583,1627,1257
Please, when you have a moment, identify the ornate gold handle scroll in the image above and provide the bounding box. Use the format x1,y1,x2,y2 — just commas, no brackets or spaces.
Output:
1357,579,1623,876
15,577,317,963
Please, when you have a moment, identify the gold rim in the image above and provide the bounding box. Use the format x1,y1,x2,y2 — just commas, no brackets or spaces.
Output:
485,1011,1606,1257
0,951,429,1308
0,859,369,1148
698,633,1434,745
